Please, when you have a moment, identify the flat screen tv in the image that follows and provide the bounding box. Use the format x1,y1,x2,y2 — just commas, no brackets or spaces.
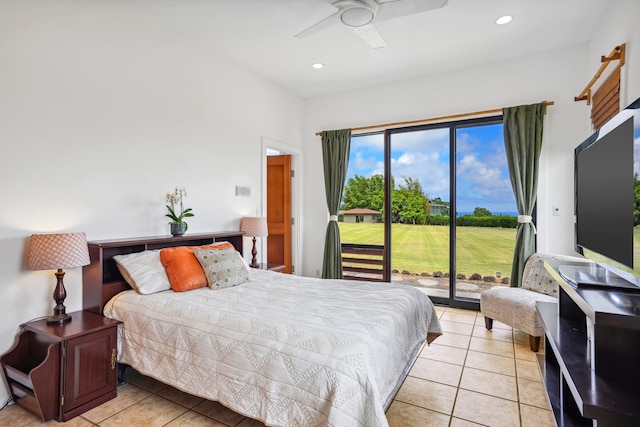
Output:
563,97,640,291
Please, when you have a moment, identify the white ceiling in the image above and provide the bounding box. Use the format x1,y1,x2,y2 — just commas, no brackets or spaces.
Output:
138,0,612,98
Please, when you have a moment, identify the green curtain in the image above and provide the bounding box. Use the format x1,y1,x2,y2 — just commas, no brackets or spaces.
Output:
321,129,351,279
503,103,545,287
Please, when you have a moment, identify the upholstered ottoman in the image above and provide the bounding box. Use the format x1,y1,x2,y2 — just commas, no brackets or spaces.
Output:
480,253,584,351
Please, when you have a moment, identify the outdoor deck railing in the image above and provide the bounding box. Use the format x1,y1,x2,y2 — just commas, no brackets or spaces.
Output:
341,243,386,282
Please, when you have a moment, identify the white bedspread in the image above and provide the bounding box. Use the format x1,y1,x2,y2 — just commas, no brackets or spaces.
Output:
104,269,442,427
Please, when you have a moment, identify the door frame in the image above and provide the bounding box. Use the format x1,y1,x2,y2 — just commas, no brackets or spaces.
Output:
261,136,301,275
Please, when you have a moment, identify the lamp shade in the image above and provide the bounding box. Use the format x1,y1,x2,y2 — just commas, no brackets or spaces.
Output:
240,217,268,238
27,232,90,271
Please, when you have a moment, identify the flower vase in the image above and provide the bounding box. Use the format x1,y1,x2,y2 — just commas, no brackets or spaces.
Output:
170,222,187,236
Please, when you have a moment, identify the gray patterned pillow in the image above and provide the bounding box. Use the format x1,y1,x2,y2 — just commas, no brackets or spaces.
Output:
521,254,558,296
193,246,250,289
522,253,585,297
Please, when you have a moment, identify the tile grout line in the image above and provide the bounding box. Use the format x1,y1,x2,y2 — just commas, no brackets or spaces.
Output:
513,327,524,427
446,308,474,427
447,311,525,426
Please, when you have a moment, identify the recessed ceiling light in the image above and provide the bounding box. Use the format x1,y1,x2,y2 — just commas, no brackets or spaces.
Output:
496,15,513,25
312,62,324,69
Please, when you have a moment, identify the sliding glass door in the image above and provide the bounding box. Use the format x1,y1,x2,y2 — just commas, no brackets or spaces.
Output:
454,122,517,302
341,116,518,308
388,127,451,300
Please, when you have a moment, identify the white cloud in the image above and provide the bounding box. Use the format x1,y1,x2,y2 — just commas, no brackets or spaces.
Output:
351,150,378,172
397,152,414,165
457,129,504,157
372,160,385,176
391,150,449,198
391,128,449,151
457,154,513,200
351,134,383,151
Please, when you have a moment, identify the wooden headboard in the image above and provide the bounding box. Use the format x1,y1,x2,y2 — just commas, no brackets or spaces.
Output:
82,231,244,314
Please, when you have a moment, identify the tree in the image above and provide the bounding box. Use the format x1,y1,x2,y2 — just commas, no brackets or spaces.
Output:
473,207,492,217
342,175,429,224
342,174,384,212
393,177,429,224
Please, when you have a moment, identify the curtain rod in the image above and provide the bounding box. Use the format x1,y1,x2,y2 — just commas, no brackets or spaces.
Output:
315,100,555,136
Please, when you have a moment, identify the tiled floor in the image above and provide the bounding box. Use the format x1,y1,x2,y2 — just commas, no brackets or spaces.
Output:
0,306,555,426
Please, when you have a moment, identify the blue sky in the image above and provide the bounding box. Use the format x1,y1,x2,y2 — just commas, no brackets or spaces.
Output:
346,123,518,214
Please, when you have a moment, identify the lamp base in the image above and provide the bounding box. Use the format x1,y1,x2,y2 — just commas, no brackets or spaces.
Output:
48,269,72,325
250,237,259,268
47,313,72,325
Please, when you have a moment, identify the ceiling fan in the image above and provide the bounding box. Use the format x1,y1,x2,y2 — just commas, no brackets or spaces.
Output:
295,0,448,49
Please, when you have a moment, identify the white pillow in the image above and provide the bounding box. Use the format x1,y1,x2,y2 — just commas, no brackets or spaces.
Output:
113,250,172,294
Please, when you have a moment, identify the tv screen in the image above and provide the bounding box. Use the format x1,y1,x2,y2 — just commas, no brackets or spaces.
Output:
572,97,640,287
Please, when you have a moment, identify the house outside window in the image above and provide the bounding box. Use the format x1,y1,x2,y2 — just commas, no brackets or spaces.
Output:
342,208,380,223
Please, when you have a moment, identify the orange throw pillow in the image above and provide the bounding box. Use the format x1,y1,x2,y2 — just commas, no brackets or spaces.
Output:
160,242,233,292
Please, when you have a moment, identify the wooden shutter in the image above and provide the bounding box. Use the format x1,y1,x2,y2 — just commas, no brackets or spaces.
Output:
591,66,621,130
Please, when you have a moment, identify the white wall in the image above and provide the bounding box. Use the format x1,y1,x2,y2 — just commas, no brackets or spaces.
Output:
0,0,303,401
301,0,640,277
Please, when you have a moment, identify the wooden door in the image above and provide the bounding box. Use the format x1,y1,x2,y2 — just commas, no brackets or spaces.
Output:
267,155,292,273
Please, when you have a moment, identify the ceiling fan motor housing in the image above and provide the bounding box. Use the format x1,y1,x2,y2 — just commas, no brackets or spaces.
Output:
334,0,380,27
340,6,375,27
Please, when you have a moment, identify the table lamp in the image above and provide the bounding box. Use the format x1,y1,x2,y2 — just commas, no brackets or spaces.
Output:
240,217,268,268
27,232,90,324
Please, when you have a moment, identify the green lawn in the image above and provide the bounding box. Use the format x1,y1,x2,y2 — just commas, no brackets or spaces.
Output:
339,222,516,278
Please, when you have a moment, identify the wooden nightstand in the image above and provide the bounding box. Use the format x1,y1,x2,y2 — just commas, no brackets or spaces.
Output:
0,310,121,422
253,263,286,272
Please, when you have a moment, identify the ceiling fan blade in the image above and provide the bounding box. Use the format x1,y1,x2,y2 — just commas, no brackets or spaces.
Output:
295,10,342,38
352,23,387,49
376,0,448,21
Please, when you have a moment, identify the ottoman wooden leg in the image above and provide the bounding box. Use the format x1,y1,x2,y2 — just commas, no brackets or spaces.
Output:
529,335,541,352
484,316,493,330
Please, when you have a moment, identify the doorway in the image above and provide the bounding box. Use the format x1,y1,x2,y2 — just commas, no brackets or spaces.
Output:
262,137,300,275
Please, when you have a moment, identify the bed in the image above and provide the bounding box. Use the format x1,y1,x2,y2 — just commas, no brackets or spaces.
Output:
83,232,442,427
